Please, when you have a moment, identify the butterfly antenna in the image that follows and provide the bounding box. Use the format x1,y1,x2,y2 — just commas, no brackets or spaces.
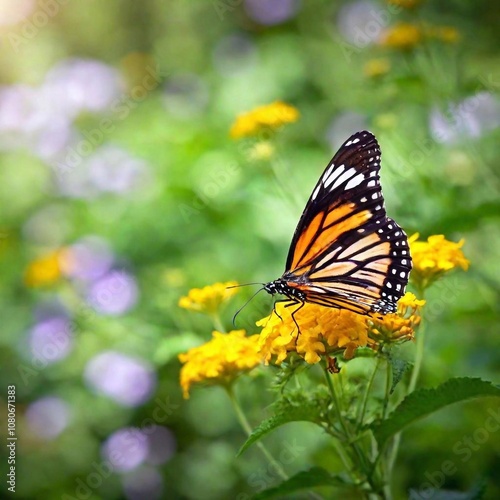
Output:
227,282,263,289
232,286,265,327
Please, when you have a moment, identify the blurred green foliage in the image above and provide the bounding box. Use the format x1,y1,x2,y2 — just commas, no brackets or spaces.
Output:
0,0,499,499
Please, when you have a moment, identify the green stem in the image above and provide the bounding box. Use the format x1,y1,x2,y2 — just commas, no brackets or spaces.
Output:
383,357,392,420
324,366,351,439
357,358,381,431
210,312,226,333
386,288,426,483
324,367,373,487
408,316,426,394
226,386,288,481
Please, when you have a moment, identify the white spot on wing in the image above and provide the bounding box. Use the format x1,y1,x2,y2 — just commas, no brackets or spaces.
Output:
367,180,376,187
345,173,364,190
345,137,360,146
331,167,356,189
312,184,320,200
323,164,345,188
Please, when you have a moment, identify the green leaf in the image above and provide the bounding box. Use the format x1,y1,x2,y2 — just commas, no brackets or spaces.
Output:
389,356,413,394
251,467,349,500
372,378,500,447
237,391,328,456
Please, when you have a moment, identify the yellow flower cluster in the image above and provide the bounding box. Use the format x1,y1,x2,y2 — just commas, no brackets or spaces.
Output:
178,281,238,314
369,292,425,346
178,330,262,398
409,233,469,287
381,23,423,49
257,302,369,365
230,101,299,139
381,22,460,50
24,250,63,287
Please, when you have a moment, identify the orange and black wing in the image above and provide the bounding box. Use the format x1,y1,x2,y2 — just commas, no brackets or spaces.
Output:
283,131,411,315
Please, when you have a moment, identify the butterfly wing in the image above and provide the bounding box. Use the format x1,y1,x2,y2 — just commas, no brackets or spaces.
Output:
283,131,411,314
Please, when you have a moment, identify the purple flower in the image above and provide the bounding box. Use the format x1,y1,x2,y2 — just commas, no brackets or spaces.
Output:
145,426,176,465
430,92,500,144
102,428,149,473
62,236,114,282
29,316,74,364
54,145,150,199
122,466,163,500
244,0,301,26
86,269,138,316
337,1,381,46
0,84,75,161
87,145,150,194
26,396,71,440
31,115,77,162
84,351,156,407
42,58,124,118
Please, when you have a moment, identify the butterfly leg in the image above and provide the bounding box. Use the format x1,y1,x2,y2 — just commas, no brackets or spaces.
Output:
285,299,304,337
271,299,285,322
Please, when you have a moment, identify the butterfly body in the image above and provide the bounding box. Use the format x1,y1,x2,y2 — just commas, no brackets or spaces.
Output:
264,130,412,317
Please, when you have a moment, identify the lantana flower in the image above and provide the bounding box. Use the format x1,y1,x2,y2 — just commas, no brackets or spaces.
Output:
257,302,369,365
24,250,64,287
230,101,299,139
380,23,423,50
178,281,238,315
381,22,460,50
409,233,469,288
369,292,425,347
178,330,262,398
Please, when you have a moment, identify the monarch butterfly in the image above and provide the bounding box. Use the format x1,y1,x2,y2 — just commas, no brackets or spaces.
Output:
263,130,412,318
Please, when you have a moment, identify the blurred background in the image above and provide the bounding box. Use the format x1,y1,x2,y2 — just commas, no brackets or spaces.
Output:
0,0,499,499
